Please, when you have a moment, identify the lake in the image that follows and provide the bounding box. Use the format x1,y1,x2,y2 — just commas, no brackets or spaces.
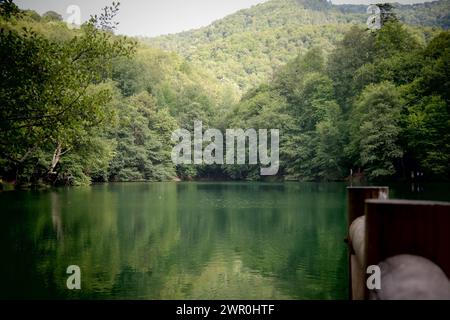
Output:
0,181,448,299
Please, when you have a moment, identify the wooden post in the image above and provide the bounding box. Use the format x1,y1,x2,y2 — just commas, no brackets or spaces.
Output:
347,186,389,300
364,199,450,299
347,186,389,226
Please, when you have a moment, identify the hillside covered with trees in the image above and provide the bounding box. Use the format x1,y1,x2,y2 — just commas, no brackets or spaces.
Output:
1,0,450,187
146,0,450,94
0,0,233,187
225,22,450,181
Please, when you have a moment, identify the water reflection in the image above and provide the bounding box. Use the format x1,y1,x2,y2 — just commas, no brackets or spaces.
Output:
51,192,63,240
1,182,350,299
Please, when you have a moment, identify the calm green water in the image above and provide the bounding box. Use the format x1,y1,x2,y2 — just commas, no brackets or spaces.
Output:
0,182,448,299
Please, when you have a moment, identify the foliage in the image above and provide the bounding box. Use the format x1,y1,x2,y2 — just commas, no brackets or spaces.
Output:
226,19,450,181
0,1,233,185
348,82,404,179
146,0,449,95
108,91,178,182
42,11,62,22
1,0,450,185
0,0,20,19
0,2,135,185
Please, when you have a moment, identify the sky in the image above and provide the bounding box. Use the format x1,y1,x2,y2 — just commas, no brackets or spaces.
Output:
15,0,437,37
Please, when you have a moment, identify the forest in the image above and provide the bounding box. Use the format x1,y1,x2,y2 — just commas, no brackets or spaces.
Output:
0,0,449,187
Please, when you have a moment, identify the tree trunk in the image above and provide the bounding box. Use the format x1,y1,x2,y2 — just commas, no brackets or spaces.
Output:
49,142,62,174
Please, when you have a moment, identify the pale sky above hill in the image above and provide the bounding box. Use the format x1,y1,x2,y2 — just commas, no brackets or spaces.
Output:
15,0,437,37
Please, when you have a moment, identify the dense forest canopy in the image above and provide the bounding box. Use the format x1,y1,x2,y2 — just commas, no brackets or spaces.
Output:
1,0,450,188
146,0,450,94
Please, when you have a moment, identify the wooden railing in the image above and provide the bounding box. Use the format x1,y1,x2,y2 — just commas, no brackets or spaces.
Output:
347,186,450,300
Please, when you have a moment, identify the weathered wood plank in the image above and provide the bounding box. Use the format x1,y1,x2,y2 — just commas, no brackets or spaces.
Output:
347,187,389,226
364,199,450,299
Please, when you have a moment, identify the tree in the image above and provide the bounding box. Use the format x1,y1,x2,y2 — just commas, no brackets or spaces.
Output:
348,82,404,179
373,21,420,59
0,0,20,19
376,3,398,26
406,95,450,178
327,26,374,110
42,11,62,22
108,92,178,182
90,1,120,32
418,32,450,103
313,101,344,180
402,31,450,179
0,3,135,185
22,10,41,21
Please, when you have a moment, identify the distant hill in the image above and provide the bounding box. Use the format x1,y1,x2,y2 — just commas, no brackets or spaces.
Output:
145,0,450,94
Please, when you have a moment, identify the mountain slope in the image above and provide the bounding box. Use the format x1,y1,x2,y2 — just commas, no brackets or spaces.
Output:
145,0,450,94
